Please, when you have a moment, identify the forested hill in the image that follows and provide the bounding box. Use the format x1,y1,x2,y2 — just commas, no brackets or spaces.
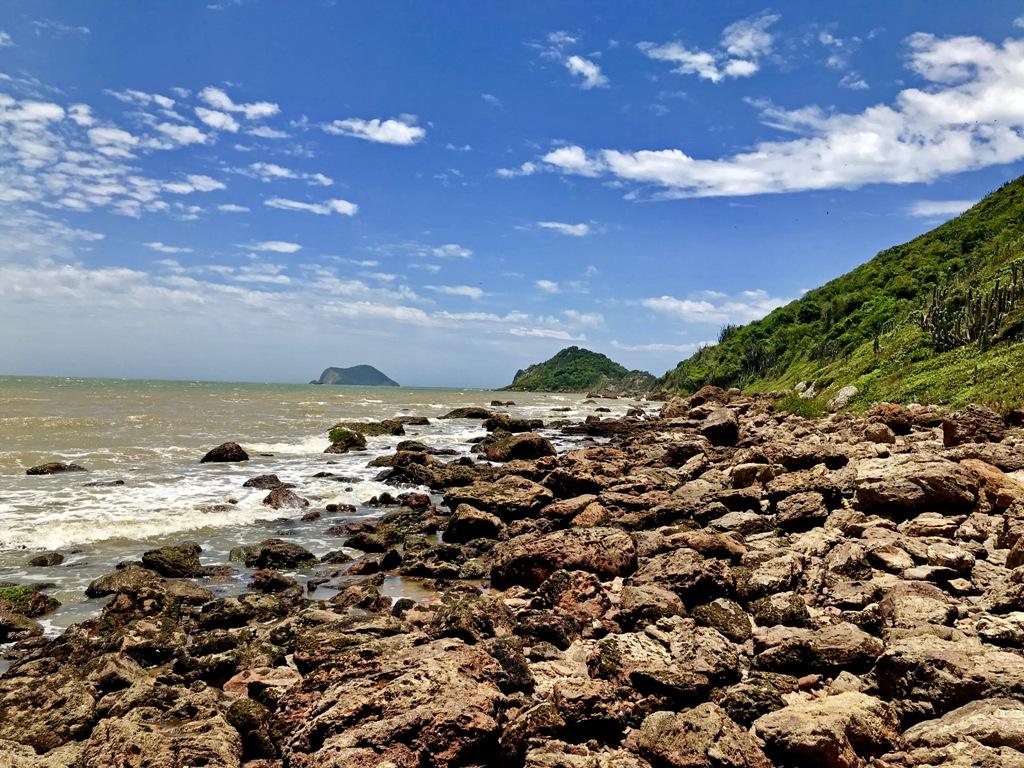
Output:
660,176,1024,409
504,346,656,392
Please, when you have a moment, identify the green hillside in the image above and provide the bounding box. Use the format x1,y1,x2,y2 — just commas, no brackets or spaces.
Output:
660,176,1024,410
503,346,656,392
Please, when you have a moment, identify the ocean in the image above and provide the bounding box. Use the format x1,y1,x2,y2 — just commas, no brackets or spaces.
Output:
0,375,644,635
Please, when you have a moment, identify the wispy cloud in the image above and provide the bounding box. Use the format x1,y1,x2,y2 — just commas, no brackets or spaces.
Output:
565,55,609,89
427,284,484,299
199,86,279,119
264,197,358,216
537,220,591,237
431,243,473,258
907,199,975,218
247,240,302,253
535,279,561,293
641,289,789,325
143,242,192,254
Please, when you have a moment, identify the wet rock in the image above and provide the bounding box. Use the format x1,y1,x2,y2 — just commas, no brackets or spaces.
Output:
444,504,506,543
440,406,493,419
0,672,96,753
331,419,406,438
141,542,203,577
243,473,290,489
324,427,367,454
942,404,1007,447
0,584,60,617
627,704,771,768
262,487,310,509
753,691,900,768
491,526,636,589
26,461,87,475
27,551,64,567
226,697,278,760
0,608,43,642
200,441,248,462
243,539,318,569
701,408,739,447
482,432,557,462
484,414,544,432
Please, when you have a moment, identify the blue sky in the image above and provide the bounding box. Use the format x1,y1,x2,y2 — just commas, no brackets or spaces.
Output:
2,1,1024,387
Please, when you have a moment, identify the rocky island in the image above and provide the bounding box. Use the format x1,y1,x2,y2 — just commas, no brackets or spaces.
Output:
4,388,1024,766
310,365,400,387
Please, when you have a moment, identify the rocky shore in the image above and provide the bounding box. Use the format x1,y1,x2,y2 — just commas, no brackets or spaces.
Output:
4,388,1024,766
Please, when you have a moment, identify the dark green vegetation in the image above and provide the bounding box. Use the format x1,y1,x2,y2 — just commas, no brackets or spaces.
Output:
312,365,399,387
661,176,1024,409
504,346,656,392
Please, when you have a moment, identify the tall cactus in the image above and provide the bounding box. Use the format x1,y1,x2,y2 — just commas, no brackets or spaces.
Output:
920,258,1024,351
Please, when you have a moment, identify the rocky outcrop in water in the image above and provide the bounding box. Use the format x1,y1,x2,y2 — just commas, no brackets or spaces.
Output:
5,389,1024,766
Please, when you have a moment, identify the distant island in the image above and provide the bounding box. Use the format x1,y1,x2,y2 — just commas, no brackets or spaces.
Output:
310,365,400,386
502,346,656,393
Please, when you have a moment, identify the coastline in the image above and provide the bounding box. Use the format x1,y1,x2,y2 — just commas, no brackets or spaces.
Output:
2,385,1022,765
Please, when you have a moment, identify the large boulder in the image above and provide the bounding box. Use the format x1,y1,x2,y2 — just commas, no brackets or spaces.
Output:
324,427,367,454
140,542,203,577
444,504,506,543
200,442,248,463
482,433,556,462
243,539,318,569
26,461,87,475
440,407,493,419
855,455,979,518
331,419,406,438
942,404,1007,447
443,475,554,520
753,692,900,768
701,409,739,447
627,704,770,768
484,414,544,433
903,698,1024,753
491,527,637,589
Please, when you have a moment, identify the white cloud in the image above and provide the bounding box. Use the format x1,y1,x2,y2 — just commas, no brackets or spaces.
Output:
524,34,1024,198
535,279,561,293
1016,15,1024,29
163,174,225,194
264,197,358,216
431,243,473,258
155,122,209,145
537,220,591,237
907,199,976,217
246,125,289,139
640,12,778,83
839,72,870,90
199,86,279,119
427,284,484,299
248,241,301,253
509,327,582,341
195,107,240,132
641,289,789,325
105,89,176,110
497,161,538,178
565,55,609,89
482,93,502,107
244,162,332,186
0,31,13,47
542,145,602,176
144,241,192,254
218,203,250,213
323,116,425,145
